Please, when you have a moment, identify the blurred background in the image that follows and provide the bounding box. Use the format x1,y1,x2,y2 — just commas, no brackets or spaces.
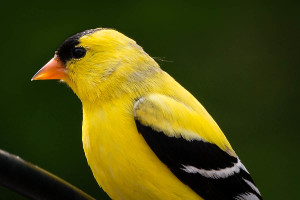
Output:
0,0,299,199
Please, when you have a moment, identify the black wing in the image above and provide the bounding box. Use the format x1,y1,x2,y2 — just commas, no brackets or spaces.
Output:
135,120,262,200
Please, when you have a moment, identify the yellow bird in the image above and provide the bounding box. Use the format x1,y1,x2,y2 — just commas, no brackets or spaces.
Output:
32,28,262,200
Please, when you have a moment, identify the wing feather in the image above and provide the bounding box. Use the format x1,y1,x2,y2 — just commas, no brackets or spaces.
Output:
134,95,262,200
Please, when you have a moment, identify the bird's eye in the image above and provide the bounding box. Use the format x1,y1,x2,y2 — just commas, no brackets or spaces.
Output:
72,47,86,59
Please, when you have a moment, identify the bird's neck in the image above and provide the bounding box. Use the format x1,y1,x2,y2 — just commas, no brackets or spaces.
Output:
76,60,162,106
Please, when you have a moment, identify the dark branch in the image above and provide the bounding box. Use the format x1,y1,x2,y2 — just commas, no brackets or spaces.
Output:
0,149,95,200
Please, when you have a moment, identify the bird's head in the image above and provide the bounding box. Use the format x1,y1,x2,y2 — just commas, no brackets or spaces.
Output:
32,28,159,103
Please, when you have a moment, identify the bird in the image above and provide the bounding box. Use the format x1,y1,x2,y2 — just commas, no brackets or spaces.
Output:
32,28,262,200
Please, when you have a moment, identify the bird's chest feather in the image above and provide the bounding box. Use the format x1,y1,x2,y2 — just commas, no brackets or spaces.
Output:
81,101,152,199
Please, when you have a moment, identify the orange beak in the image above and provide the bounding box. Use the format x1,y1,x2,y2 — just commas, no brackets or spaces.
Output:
31,57,67,81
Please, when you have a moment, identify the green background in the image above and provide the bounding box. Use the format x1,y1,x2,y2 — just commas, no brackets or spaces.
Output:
0,0,299,199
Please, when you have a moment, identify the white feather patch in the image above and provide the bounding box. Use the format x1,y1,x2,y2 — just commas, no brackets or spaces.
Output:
234,193,260,200
243,178,261,195
133,97,146,117
181,159,247,179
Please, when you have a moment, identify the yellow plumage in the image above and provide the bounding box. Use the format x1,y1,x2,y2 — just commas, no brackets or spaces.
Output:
32,28,261,200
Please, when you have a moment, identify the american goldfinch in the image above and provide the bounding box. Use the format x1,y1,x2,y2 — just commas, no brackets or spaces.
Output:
32,28,262,200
